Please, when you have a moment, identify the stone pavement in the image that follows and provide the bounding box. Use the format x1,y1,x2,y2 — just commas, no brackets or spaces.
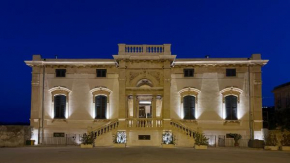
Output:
0,146,289,163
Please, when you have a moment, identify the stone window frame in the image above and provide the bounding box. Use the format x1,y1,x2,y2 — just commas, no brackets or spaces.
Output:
220,87,243,122
90,87,112,120
178,87,201,120
49,86,72,119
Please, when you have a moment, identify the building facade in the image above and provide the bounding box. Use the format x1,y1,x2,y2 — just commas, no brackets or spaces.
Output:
25,44,268,147
273,82,290,109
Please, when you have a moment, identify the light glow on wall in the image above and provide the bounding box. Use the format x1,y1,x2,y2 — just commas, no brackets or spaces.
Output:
106,104,110,119
156,98,162,117
128,98,133,117
223,103,226,119
180,102,184,119
139,101,151,105
65,102,69,119
51,102,54,119
254,131,264,140
31,129,39,145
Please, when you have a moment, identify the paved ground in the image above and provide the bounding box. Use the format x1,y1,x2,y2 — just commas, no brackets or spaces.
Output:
0,146,290,163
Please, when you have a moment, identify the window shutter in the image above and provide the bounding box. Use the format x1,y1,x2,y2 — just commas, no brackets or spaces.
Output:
54,95,66,119
225,95,238,120
183,96,195,119
95,95,107,119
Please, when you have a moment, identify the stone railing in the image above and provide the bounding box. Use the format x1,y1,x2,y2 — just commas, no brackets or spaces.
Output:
92,119,119,139
170,119,196,139
118,44,171,55
126,118,163,128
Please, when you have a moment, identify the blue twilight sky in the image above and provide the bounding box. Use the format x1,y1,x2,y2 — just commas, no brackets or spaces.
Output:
0,0,289,123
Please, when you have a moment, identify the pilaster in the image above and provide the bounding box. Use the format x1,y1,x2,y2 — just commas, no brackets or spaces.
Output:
152,96,157,118
162,60,171,119
118,60,126,119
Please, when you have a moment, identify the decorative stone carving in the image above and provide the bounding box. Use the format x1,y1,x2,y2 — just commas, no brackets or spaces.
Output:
220,87,243,103
136,79,153,87
147,71,162,83
49,86,71,102
90,87,112,103
223,120,241,126
129,72,140,82
178,87,201,103
128,70,162,87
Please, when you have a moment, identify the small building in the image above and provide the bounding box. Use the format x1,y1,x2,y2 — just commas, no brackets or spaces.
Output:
272,82,290,109
25,44,268,147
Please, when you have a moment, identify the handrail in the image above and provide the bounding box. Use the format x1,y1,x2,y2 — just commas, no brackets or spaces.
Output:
170,119,196,138
126,118,163,128
125,45,164,54
92,119,119,139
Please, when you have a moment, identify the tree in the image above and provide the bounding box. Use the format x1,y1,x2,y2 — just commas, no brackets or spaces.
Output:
275,108,290,131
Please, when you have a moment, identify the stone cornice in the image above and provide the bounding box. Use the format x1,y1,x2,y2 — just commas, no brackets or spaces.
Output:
25,58,268,67
24,60,116,67
173,60,268,67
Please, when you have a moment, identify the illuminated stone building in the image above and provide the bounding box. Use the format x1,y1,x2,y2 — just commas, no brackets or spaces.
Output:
25,44,268,147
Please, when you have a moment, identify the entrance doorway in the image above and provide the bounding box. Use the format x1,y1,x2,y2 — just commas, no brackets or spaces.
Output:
139,100,152,118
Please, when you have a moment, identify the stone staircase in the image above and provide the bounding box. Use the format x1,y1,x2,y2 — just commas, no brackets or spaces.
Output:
88,118,199,147
170,119,198,147
90,119,119,146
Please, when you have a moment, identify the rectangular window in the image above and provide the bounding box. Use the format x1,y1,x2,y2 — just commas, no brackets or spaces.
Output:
55,69,66,77
96,69,107,77
184,69,194,77
226,69,236,77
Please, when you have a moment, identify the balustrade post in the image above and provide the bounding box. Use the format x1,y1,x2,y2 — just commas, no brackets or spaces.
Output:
142,45,147,54
163,44,171,55
118,44,126,55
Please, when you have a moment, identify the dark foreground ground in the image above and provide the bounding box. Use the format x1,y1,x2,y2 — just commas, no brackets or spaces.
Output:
0,146,289,163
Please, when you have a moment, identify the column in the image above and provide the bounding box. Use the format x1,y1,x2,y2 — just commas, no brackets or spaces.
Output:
133,95,137,118
136,96,139,118
152,96,156,118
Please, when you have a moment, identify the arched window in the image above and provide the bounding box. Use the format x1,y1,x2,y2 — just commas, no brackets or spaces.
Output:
179,87,200,120
95,95,107,119
90,87,112,120
49,86,71,119
220,87,243,120
54,95,66,119
183,96,196,119
225,95,238,120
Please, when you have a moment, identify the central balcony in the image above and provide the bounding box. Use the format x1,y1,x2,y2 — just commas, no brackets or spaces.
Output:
126,118,163,128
